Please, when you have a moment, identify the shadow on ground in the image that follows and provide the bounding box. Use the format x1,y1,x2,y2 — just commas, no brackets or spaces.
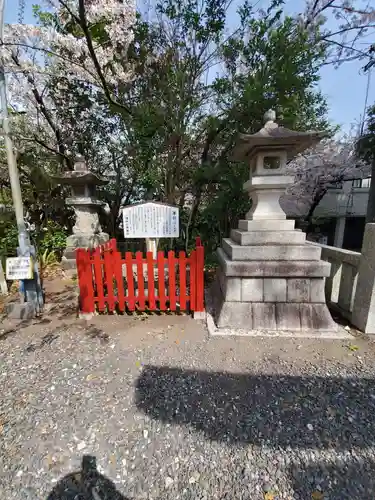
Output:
135,365,375,449
289,459,375,499
46,455,130,500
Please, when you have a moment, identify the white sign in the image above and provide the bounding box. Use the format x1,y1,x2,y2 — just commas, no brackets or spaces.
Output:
6,257,33,280
122,202,179,238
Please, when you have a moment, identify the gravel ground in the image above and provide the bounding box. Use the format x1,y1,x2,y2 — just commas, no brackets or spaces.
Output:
1,310,375,500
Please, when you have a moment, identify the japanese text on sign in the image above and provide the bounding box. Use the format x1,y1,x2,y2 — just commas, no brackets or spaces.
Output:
6,257,34,280
122,202,179,238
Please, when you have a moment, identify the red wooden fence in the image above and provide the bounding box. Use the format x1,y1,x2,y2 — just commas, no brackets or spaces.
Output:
76,238,204,314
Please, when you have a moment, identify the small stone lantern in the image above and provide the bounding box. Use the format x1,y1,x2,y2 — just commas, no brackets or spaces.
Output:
52,156,109,269
211,111,343,336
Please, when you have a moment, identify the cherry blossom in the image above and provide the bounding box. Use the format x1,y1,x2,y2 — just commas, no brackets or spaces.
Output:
282,136,370,217
2,0,135,107
301,0,375,64
1,0,136,171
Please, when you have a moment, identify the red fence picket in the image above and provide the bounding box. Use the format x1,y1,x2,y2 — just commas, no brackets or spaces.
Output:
101,238,117,252
76,248,95,314
157,251,166,311
179,251,187,310
76,239,205,314
195,238,205,312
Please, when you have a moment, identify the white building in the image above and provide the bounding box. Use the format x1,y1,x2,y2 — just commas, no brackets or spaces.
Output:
281,178,371,251
312,178,371,249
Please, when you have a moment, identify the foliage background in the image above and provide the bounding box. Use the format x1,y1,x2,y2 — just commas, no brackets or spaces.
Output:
1,0,374,260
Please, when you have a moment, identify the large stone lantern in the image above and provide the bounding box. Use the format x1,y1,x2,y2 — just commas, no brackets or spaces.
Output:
212,111,342,335
53,156,109,269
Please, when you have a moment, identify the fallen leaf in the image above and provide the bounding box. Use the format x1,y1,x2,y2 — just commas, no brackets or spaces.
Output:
46,454,54,469
327,406,336,418
348,344,359,351
311,492,324,500
264,493,274,500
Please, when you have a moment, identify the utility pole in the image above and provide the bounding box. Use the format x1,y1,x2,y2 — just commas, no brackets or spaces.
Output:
0,0,42,317
361,62,375,224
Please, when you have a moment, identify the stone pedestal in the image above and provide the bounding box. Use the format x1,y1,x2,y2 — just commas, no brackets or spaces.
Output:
62,198,109,270
212,218,338,333
62,233,109,270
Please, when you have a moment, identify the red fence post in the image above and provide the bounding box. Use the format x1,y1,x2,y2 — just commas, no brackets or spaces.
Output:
189,250,196,311
157,251,166,311
104,250,115,312
109,238,117,251
195,240,205,312
147,252,156,310
93,247,105,312
76,248,95,314
125,252,135,311
113,251,125,313
136,252,146,310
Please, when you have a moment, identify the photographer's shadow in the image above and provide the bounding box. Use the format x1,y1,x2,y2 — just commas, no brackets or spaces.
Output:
46,455,130,500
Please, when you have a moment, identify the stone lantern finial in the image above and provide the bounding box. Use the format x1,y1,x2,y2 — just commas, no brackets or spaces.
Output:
263,109,276,125
74,155,87,172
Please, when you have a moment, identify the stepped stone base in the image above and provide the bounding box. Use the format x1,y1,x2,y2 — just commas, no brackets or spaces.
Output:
211,219,340,336
212,276,337,332
222,238,321,261
217,248,331,277
238,219,295,231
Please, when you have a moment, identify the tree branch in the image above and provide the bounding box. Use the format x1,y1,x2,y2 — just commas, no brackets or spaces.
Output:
2,41,98,80
77,0,132,115
10,50,72,169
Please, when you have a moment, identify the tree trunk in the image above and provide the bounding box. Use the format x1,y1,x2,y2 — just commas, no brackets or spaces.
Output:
366,159,375,223
303,187,328,234
185,187,203,251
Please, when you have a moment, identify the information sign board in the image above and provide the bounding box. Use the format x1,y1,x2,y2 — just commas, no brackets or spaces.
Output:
6,257,34,280
122,202,179,238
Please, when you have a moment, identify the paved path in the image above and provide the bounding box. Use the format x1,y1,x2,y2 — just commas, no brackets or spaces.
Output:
1,312,375,499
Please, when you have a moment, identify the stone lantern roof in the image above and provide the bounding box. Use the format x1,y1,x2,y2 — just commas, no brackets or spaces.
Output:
232,110,327,161
52,156,108,186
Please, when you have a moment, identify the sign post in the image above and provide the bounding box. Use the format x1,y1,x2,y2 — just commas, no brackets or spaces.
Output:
145,238,158,259
0,260,7,295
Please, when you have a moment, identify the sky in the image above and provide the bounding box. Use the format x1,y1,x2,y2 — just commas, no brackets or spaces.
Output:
5,0,375,133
